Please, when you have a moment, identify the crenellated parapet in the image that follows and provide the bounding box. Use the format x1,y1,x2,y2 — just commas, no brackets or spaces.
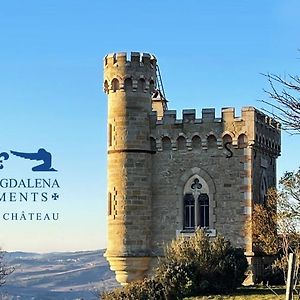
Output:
253,109,281,157
150,108,220,127
149,106,281,157
103,52,157,94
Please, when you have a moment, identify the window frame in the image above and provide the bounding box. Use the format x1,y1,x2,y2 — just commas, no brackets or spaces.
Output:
183,177,210,231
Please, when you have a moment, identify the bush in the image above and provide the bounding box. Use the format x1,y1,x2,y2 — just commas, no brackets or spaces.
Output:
262,265,285,285
156,229,248,295
100,230,248,299
99,278,167,300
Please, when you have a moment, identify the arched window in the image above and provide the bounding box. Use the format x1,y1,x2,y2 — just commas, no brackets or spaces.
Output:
183,177,210,230
223,134,232,145
177,136,187,150
162,136,172,151
124,78,132,92
238,134,248,148
199,194,209,228
192,135,201,150
207,134,217,148
183,194,195,229
112,78,119,92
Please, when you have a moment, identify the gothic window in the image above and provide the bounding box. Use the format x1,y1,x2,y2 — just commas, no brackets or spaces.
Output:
183,194,195,229
183,177,210,230
199,194,209,227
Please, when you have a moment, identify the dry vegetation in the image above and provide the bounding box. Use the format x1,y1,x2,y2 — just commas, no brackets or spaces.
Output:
185,286,287,299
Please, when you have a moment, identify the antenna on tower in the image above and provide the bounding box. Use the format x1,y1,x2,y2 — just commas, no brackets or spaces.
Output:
152,64,168,112
156,65,166,100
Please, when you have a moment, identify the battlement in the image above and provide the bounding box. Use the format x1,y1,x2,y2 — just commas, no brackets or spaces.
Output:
150,106,281,156
150,106,280,130
103,52,157,94
150,108,219,125
222,107,280,129
104,52,157,69
254,109,281,130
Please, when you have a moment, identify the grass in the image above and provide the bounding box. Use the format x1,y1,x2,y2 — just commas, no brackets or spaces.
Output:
184,286,294,300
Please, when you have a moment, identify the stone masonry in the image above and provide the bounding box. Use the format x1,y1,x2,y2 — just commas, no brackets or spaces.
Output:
103,52,281,285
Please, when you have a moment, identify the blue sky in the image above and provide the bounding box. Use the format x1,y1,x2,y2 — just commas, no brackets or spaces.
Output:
0,0,299,252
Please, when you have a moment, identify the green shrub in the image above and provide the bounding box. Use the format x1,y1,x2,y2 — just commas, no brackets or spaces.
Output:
100,229,248,299
154,260,194,298
156,229,248,295
99,278,167,300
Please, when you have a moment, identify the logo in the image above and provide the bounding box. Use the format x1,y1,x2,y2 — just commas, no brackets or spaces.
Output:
0,152,9,169
0,148,60,222
0,148,57,172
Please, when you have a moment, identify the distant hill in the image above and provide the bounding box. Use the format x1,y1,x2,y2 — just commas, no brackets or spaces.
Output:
1,250,119,300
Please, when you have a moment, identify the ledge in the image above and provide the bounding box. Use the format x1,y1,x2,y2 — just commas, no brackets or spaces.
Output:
176,228,217,237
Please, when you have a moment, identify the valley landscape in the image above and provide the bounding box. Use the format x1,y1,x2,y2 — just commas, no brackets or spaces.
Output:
1,250,118,300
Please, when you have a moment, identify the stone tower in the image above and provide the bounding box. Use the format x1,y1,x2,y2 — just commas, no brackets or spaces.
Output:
103,51,281,285
103,52,156,284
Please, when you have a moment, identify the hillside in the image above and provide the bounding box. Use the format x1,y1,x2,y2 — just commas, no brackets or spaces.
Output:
1,250,119,300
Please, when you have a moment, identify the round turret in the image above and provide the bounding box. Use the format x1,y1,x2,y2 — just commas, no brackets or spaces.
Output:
103,52,157,284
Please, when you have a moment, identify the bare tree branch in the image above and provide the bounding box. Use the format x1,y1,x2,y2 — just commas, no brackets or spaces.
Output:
260,71,300,134
0,250,14,287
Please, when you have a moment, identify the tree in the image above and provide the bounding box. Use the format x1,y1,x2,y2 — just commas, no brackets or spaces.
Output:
261,71,300,133
0,250,14,287
253,188,278,256
253,169,300,282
